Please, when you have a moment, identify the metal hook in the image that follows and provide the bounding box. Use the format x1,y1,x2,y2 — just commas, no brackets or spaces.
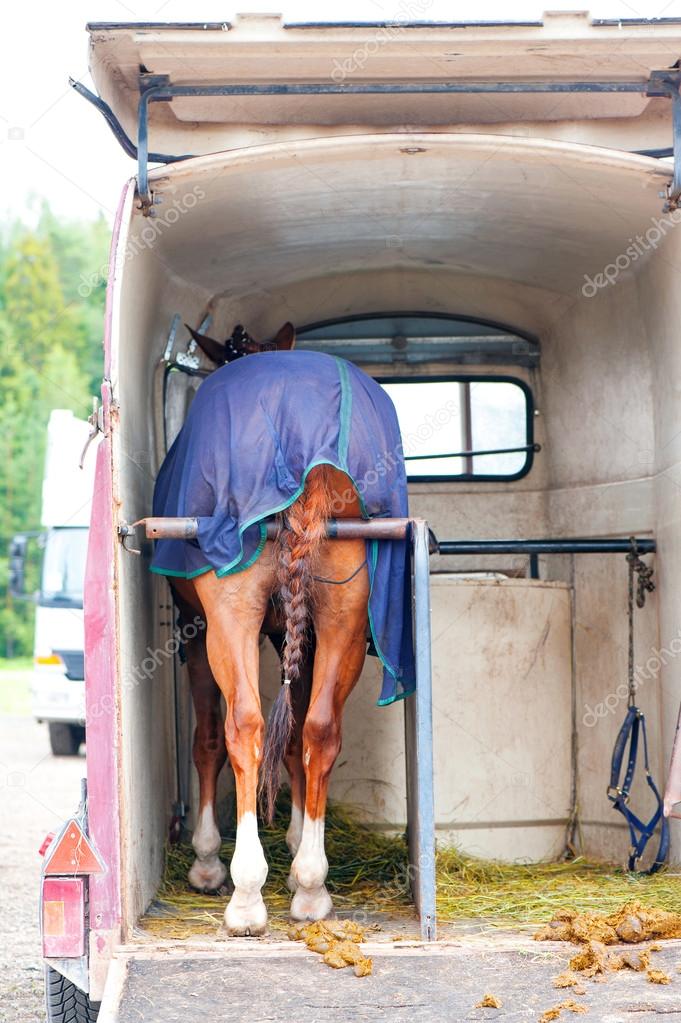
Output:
117,522,142,555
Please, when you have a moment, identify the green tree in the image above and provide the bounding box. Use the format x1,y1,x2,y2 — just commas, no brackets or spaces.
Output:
0,209,108,657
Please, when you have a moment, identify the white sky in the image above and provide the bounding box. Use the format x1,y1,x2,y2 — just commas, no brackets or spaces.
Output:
1,0,680,222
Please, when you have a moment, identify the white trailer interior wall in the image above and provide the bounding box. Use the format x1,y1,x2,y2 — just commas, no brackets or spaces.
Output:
107,137,673,930
88,16,681,937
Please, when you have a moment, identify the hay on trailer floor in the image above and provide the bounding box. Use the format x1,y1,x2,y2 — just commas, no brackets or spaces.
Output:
140,793,410,938
436,850,681,926
139,794,681,939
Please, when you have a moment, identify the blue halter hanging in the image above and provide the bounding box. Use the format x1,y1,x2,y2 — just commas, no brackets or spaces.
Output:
608,705,669,873
606,542,669,875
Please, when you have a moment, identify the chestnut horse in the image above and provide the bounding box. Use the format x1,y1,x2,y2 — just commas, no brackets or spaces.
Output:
165,326,371,935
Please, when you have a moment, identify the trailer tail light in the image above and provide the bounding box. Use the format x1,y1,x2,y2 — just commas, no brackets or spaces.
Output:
42,878,86,957
35,653,64,666
39,832,55,857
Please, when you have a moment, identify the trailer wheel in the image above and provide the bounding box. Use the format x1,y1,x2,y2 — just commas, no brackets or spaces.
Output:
45,967,100,1022
48,723,83,757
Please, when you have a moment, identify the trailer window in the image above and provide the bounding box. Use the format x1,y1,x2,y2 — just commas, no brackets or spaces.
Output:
380,377,533,482
296,313,537,481
40,527,88,608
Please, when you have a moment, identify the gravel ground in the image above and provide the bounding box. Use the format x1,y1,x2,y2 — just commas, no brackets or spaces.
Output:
0,712,86,1023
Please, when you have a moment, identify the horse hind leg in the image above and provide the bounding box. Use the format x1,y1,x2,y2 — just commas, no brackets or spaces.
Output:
177,599,228,893
194,567,272,936
290,541,369,921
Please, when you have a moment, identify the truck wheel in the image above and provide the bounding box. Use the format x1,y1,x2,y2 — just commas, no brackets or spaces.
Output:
45,966,100,1022
48,723,81,756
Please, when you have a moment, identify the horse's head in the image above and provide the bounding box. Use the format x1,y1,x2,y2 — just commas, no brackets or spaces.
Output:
185,321,296,367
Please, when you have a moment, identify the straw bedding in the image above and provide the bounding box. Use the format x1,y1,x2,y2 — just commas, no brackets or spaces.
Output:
140,793,680,940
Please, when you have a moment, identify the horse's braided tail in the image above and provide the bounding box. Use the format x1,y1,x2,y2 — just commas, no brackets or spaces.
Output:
259,466,334,822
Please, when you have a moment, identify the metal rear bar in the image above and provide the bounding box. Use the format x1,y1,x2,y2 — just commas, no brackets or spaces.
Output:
437,537,656,555
136,515,417,541
135,519,655,555
406,519,436,940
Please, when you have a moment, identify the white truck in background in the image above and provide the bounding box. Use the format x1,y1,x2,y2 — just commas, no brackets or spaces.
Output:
30,409,94,755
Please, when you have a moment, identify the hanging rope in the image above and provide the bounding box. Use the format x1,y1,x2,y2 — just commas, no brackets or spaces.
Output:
607,539,669,874
625,542,654,705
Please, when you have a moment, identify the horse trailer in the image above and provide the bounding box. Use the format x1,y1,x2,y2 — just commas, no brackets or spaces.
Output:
40,13,681,1020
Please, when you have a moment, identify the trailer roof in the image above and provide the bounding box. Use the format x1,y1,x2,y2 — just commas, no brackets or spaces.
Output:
85,13,681,160
139,133,670,299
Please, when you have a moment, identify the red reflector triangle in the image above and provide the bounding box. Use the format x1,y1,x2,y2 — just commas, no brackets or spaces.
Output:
44,818,104,876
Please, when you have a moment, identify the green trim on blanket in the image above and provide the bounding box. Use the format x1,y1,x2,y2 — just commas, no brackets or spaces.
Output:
216,522,267,577
150,563,213,580
335,357,352,471
149,455,409,704
377,688,412,707
156,459,346,582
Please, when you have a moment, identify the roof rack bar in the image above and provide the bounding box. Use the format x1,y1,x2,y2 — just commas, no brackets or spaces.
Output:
284,20,546,30
134,73,681,213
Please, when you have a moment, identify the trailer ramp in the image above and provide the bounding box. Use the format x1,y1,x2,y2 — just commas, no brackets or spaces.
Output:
98,932,681,1023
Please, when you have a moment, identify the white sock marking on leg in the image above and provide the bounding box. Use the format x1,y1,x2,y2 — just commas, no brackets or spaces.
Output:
230,811,268,892
290,813,333,920
286,802,304,856
225,811,269,934
292,815,327,891
189,804,226,891
192,804,221,860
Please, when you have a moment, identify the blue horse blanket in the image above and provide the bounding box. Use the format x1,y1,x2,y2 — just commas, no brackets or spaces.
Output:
151,350,415,704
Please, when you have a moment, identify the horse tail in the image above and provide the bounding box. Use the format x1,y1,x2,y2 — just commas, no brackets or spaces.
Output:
259,466,334,822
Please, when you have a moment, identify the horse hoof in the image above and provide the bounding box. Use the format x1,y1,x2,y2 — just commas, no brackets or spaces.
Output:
188,856,227,893
224,895,268,936
290,885,333,922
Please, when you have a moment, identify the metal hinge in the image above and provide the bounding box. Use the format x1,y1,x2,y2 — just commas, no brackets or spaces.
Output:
163,312,213,371
79,395,105,469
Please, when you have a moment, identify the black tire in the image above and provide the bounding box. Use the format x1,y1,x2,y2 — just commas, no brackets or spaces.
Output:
48,723,81,757
45,966,100,1022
